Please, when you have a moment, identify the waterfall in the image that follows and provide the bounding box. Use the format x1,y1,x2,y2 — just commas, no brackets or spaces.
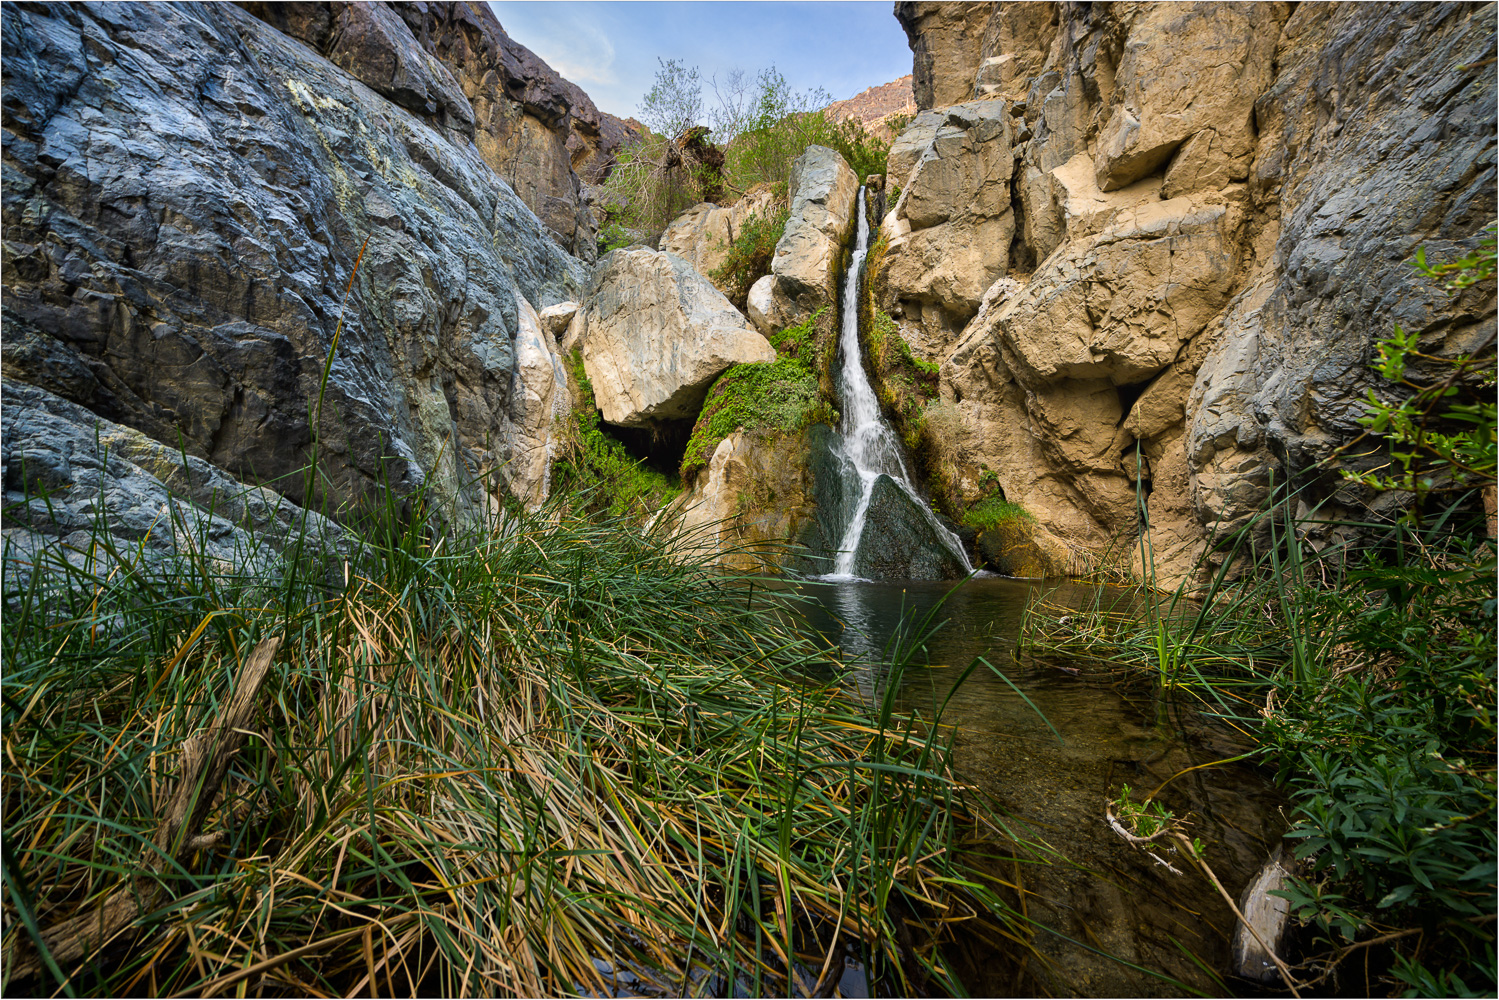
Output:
825,187,973,579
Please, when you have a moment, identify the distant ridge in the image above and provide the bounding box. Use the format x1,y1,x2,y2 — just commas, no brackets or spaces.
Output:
824,75,917,136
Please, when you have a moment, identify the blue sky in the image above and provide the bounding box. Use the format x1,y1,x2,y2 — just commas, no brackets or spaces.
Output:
487,2,913,119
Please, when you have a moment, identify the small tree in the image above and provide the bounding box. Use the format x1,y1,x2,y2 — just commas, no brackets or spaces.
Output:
638,57,702,140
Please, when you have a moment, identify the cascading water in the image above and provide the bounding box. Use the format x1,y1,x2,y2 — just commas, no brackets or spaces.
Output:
825,188,973,579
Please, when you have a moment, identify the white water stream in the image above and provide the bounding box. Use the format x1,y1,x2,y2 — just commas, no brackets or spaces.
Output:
826,188,973,579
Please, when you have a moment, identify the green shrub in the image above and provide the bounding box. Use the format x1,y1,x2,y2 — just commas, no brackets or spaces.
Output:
600,61,893,245
767,306,824,361
962,497,1035,533
552,352,681,519
679,358,834,483
708,205,789,310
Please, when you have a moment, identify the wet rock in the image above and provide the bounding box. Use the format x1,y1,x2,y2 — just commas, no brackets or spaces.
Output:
852,475,967,580
574,250,774,427
1231,849,1295,984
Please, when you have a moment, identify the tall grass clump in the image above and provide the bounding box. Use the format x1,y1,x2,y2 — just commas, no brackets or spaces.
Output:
1018,236,1497,996
3,468,1036,996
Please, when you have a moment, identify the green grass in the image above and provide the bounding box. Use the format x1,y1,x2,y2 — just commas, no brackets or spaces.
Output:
2,465,1044,997
552,351,682,519
962,498,1035,534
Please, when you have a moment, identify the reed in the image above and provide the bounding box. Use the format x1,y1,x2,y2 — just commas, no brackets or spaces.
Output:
1018,478,1497,995
2,472,1037,996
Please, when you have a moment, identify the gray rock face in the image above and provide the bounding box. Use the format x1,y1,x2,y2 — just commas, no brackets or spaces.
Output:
2,1,585,522
2,378,347,594
575,249,775,427
1188,2,1497,530
852,475,967,580
236,1,603,259
762,146,860,328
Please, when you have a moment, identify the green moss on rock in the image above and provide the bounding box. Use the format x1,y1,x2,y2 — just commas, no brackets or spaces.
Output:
680,359,834,484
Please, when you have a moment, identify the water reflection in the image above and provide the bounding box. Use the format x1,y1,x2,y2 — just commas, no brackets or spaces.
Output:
793,577,1286,998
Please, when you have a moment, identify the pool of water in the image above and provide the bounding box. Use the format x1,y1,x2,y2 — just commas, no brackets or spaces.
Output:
792,576,1288,997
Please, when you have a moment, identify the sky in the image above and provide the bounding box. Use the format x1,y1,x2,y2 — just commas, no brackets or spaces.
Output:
487,2,913,120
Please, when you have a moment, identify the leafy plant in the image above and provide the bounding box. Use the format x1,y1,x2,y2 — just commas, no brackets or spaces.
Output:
1342,229,1496,500
708,205,790,310
552,351,681,518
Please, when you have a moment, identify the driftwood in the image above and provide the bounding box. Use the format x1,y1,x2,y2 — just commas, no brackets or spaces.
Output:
8,636,282,986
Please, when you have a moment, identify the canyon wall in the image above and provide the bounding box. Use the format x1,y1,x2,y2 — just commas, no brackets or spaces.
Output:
887,1,1496,584
1,1,591,559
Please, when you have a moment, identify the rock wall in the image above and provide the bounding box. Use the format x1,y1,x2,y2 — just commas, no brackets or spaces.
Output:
2,1,586,534
235,1,630,260
885,1,1496,586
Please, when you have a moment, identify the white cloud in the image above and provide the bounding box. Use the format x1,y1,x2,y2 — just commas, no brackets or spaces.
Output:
517,14,618,88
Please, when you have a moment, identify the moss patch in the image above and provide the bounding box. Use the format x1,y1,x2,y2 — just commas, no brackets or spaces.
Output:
551,352,682,520
961,497,1035,533
680,358,834,484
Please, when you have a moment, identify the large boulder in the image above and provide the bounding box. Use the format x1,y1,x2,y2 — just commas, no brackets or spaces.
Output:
851,475,967,580
574,250,775,426
666,430,818,573
1,2,585,523
879,101,1014,357
759,146,860,329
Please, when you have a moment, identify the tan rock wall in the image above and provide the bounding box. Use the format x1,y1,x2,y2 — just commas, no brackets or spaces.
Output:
894,0,1496,588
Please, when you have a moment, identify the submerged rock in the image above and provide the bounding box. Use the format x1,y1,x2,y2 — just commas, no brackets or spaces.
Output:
1231,849,1295,984
852,475,967,580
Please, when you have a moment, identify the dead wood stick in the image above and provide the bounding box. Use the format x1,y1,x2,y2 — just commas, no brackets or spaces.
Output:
8,637,282,985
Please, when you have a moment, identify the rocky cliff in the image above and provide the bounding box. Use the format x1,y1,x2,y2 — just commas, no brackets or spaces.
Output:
234,1,641,260
1,1,591,558
886,1,1496,585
